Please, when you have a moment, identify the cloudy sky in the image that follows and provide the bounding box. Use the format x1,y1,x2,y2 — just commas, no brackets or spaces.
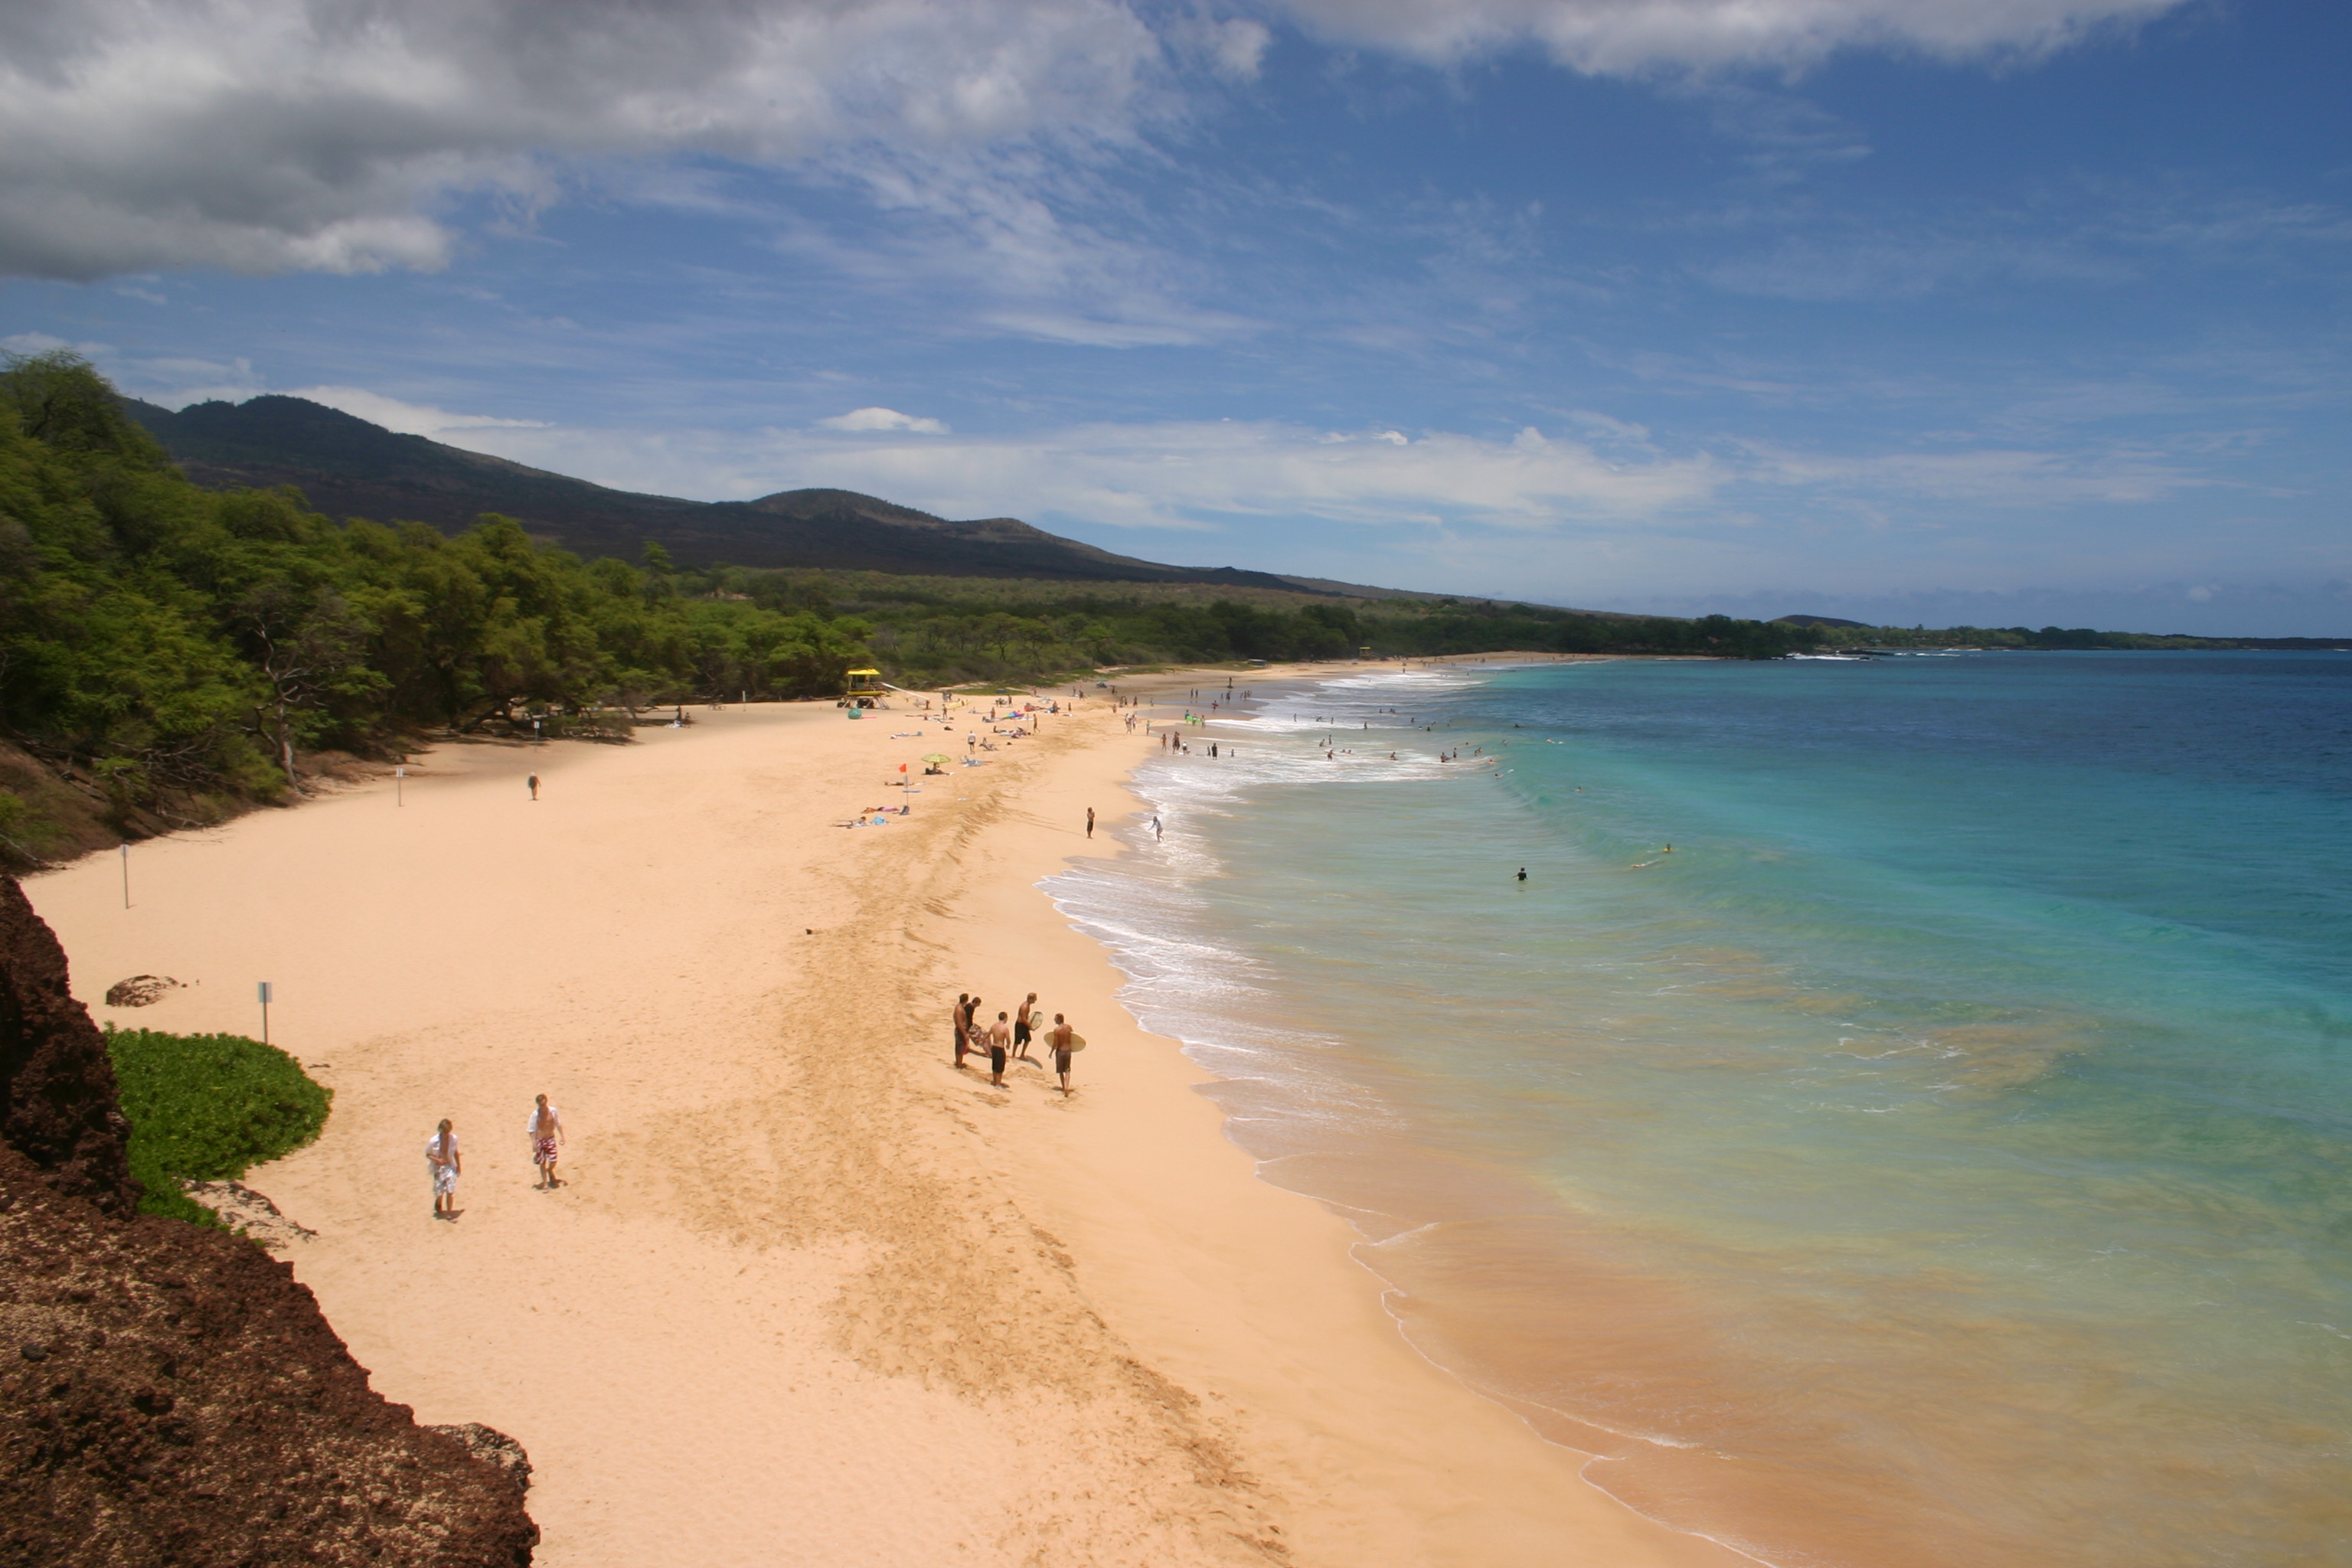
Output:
2,0,2345,632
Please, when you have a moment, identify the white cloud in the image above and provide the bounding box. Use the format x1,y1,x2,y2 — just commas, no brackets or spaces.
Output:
1743,440,2213,507
0,0,1166,280
438,414,1728,532
283,386,551,438
0,0,2197,285
1265,0,2190,74
817,406,950,433
2,331,83,355
1165,15,1273,80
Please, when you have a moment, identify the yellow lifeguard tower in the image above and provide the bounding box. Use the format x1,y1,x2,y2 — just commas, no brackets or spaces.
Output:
843,668,889,713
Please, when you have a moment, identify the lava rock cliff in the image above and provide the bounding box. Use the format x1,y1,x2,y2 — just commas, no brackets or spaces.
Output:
0,874,537,1566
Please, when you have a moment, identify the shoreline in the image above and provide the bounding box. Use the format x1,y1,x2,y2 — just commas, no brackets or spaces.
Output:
30,669,1742,1566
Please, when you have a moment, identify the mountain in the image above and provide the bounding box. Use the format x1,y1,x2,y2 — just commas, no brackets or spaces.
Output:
120,395,1328,591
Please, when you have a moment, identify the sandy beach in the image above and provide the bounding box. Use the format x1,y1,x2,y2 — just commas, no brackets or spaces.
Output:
28,673,1745,1568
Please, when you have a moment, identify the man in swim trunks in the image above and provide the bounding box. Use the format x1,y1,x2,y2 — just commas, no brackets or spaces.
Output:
953,992,972,1068
528,1093,564,1188
427,1119,461,1219
1014,993,1037,1060
1047,1014,1076,1096
986,1011,1012,1086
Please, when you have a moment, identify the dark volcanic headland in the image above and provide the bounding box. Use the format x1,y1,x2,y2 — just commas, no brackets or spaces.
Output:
0,875,537,1566
123,394,1330,588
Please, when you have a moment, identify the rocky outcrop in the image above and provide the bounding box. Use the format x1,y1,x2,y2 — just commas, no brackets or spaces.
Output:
103,976,181,1009
0,875,537,1565
0,874,136,1216
428,1424,533,1494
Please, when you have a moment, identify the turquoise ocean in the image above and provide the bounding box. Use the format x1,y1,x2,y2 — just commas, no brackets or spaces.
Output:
1047,652,2352,1568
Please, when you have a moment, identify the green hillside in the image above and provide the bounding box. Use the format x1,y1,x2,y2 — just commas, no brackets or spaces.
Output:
0,350,1824,869
124,394,1330,590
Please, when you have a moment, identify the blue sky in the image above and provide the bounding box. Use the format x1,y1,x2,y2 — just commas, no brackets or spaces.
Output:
2,0,2346,632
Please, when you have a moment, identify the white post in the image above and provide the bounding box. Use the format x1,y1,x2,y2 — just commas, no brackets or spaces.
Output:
257,981,273,1045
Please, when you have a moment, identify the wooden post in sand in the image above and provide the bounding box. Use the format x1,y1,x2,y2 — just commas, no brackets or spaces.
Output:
119,844,129,909
257,981,273,1045
395,766,406,807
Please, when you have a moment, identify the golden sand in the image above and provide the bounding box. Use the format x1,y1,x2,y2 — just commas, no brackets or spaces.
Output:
31,678,1743,1567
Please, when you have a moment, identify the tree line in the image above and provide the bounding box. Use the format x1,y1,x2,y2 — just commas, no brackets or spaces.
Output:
0,351,1817,863
0,353,865,858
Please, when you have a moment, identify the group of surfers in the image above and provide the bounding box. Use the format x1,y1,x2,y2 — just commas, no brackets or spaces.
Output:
953,990,1077,1095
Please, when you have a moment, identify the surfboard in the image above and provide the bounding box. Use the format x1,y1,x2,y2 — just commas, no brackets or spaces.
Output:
1064,1034,1087,1052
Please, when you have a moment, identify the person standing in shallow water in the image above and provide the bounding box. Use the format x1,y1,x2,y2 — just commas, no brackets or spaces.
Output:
528,1094,564,1189
1517,867,1527,883
1085,806,1095,839
427,1119,461,1219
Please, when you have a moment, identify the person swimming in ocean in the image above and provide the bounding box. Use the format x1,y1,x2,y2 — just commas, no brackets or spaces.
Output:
1517,867,1527,882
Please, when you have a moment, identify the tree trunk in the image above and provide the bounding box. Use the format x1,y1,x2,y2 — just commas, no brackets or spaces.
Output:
276,699,299,793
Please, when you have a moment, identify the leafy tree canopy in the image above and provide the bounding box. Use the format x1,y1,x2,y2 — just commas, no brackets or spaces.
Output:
0,351,1825,862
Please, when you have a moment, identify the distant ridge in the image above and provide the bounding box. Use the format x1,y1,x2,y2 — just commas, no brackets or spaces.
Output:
121,394,1334,591
1773,613,1870,629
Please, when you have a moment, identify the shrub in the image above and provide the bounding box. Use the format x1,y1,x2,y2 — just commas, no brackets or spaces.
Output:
104,1027,332,1223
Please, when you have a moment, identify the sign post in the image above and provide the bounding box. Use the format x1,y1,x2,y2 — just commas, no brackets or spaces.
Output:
120,844,129,909
395,765,406,807
257,981,273,1045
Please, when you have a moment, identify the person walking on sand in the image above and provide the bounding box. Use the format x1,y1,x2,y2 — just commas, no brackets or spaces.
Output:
1086,806,1095,839
427,1119,461,1219
1047,1014,1076,1096
528,774,539,801
1014,993,1037,1060
528,1093,565,1189
987,1011,1013,1086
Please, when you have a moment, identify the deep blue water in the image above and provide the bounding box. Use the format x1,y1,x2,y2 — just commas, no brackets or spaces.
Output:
1052,652,2352,1567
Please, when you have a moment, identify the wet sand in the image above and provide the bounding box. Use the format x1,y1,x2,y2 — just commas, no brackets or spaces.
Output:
30,678,1746,1567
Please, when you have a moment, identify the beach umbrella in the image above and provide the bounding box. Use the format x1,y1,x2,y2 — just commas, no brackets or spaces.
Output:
922,752,951,765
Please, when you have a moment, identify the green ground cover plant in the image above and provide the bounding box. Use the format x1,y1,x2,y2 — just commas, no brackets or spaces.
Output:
104,1027,332,1223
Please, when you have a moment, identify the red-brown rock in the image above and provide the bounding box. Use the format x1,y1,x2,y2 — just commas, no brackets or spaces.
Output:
0,876,537,1565
0,874,136,1215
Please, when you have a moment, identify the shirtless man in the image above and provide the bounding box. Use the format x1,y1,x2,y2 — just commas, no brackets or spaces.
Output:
986,1011,1013,1086
1046,1014,1076,1096
1014,993,1038,1061
427,1119,461,1219
528,1093,565,1188
953,992,972,1069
